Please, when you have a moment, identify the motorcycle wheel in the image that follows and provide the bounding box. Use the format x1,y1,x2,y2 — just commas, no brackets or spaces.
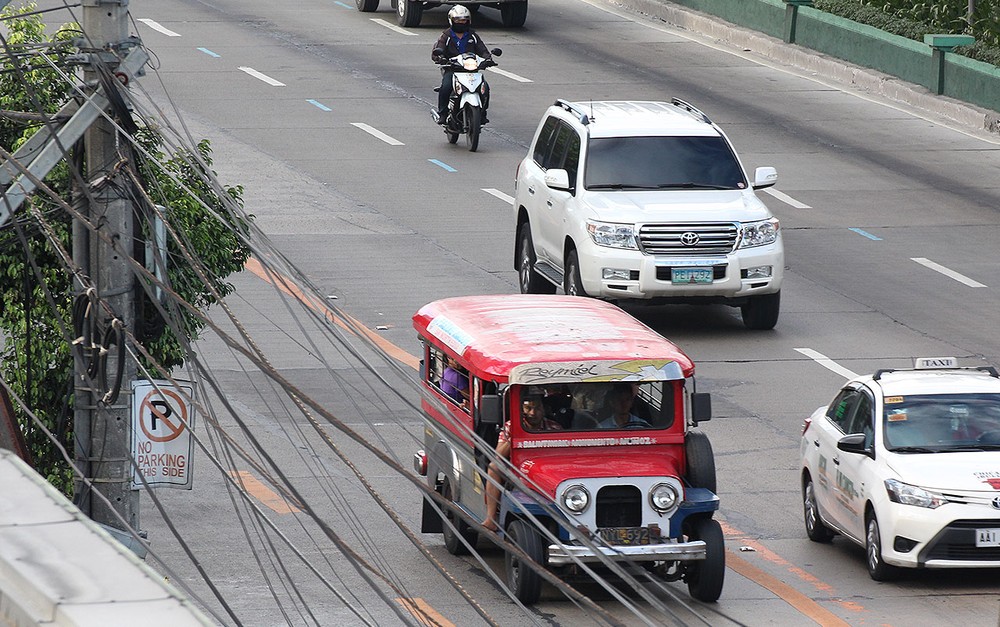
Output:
447,129,459,144
464,104,481,152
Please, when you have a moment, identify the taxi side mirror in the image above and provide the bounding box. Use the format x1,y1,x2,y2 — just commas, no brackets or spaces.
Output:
690,392,712,426
478,394,501,426
837,433,871,456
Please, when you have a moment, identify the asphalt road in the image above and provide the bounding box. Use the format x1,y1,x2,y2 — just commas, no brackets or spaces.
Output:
35,0,1000,624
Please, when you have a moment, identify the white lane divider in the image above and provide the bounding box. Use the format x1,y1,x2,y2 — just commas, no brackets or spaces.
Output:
486,67,532,83
137,18,181,37
351,123,404,146
910,257,987,288
795,348,858,380
238,67,286,87
482,188,514,204
370,18,418,36
763,188,810,209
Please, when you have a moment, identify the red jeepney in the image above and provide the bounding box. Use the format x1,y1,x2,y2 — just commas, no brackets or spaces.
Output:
412,294,723,603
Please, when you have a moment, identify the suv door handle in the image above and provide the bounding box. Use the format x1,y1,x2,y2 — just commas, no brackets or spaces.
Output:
813,440,819,447
527,186,535,195
546,200,553,207
832,457,840,466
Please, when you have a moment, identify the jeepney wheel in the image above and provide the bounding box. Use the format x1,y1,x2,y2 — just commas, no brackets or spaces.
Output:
505,519,545,604
442,478,478,555
685,517,725,602
803,473,835,543
685,430,717,494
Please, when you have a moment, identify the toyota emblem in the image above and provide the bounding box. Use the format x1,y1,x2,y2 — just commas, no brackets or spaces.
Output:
993,497,1000,510
680,231,700,246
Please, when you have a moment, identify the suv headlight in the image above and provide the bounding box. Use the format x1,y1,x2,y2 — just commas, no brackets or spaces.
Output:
649,483,679,513
562,485,590,514
884,478,944,509
586,221,638,249
738,218,779,249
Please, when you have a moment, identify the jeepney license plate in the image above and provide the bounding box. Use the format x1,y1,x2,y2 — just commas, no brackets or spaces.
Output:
976,528,1000,547
671,268,713,284
598,527,651,546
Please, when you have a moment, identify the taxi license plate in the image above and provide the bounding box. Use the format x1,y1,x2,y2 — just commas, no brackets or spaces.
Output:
598,527,651,546
671,268,713,284
976,528,1000,547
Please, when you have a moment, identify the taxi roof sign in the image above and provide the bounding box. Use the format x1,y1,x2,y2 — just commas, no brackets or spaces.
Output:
914,357,958,370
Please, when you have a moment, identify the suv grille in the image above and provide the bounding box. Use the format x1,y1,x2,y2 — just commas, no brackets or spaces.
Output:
595,485,642,527
638,223,738,255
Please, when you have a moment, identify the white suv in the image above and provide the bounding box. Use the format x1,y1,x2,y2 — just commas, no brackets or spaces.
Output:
514,100,783,329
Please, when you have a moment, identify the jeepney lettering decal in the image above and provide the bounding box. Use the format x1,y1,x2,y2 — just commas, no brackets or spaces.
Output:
427,315,474,355
515,436,656,449
510,359,683,385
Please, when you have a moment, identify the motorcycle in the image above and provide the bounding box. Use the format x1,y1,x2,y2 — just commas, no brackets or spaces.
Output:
432,47,502,152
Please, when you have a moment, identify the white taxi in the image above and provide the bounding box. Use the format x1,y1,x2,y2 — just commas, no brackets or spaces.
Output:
800,357,1000,580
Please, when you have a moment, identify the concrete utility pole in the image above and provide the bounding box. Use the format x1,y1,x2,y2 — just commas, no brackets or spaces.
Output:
74,0,139,534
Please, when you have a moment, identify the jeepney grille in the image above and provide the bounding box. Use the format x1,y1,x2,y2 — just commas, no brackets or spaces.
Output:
638,223,738,255
924,520,1000,562
595,485,642,527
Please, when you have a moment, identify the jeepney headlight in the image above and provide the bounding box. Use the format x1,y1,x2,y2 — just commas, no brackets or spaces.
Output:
649,483,679,513
586,221,638,249
884,478,944,509
738,218,779,249
563,485,590,514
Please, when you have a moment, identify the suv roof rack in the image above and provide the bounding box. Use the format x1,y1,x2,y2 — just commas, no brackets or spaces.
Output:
555,99,590,126
670,97,711,125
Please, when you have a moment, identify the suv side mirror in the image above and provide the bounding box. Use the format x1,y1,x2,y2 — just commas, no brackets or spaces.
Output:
478,394,501,426
752,166,778,190
491,48,503,57
690,392,712,426
544,169,570,191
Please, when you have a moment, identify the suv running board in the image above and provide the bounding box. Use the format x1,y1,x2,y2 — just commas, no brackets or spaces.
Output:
534,260,564,287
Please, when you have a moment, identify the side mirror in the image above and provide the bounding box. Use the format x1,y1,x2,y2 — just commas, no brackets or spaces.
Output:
478,394,501,426
837,433,871,456
690,392,712,426
433,47,445,56
491,48,503,57
544,168,570,191
752,166,778,190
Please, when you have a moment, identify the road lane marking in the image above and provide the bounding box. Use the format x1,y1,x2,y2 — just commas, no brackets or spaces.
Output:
482,188,513,204
429,159,456,172
197,47,221,58
238,66,286,87
396,598,455,627
350,123,404,146
486,67,532,83
334,0,353,7
911,257,987,288
848,227,881,240
306,99,332,111
230,470,300,514
762,187,810,208
795,348,858,380
137,18,181,37
370,18,418,36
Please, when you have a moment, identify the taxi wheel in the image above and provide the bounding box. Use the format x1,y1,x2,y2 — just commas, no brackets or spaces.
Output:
505,519,544,604
685,517,725,602
442,479,478,555
803,474,835,542
685,431,717,494
865,512,899,581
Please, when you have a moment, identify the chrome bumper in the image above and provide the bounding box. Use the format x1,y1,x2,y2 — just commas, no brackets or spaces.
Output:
547,539,706,565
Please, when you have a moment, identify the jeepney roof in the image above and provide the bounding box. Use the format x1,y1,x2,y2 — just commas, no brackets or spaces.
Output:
412,295,695,383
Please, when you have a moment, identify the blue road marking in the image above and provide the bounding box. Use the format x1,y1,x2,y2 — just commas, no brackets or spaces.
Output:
429,159,457,172
197,48,221,58
306,99,332,111
334,1,353,7
849,227,882,241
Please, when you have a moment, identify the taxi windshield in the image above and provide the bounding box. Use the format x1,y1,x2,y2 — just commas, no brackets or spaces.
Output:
883,393,1000,450
519,381,676,433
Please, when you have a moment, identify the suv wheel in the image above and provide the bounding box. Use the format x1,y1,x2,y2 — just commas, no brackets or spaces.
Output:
517,227,555,294
500,0,527,27
741,291,780,330
564,249,589,297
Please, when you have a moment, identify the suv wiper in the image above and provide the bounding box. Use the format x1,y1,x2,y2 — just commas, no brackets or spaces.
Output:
655,182,733,190
587,183,659,190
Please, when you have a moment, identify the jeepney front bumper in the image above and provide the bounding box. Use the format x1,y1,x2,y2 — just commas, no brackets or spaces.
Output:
547,538,706,565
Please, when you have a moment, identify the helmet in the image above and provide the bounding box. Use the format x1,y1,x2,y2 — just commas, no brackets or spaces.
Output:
448,5,471,26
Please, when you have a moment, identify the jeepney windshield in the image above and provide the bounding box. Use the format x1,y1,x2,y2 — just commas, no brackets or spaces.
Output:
518,381,676,432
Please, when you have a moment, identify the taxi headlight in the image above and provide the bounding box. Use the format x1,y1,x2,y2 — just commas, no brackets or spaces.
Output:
884,478,944,509
586,220,638,249
649,483,679,513
738,218,779,249
562,485,590,514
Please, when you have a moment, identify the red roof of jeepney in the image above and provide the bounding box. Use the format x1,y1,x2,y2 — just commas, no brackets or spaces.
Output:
412,295,695,381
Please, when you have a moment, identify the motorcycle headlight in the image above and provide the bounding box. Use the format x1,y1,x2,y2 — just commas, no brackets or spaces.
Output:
738,218,779,249
562,485,590,514
586,221,638,249
649,483,679,513
463,57,479,70
884,478,944,509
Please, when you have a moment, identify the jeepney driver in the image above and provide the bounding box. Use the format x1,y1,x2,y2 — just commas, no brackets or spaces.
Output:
598,383,652,429
482,395,562,532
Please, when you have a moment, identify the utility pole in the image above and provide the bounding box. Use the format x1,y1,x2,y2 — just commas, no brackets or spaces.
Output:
74,0,139,535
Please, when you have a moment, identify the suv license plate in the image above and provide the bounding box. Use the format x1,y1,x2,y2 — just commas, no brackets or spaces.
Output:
671,268,713,284
597,527,651,546
976,528,1000,547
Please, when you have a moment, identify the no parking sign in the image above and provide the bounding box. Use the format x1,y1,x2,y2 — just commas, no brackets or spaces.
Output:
131,380,194,489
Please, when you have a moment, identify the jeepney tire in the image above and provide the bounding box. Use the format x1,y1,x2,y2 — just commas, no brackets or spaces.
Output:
442,478,478,555
505,519,545,605
517,225,556,294
803,473,835,543
685,430,717,494
686,517,725,603
740,291,780,330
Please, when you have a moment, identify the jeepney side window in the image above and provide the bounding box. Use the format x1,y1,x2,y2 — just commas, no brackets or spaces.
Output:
636,381,675,428
428,347,470,411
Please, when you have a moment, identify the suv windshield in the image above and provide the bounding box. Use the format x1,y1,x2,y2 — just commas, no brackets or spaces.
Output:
584,136,746,190
884,393,1000,450
518,381,676,433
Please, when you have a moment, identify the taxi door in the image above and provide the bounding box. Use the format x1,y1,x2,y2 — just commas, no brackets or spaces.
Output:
809,386,865,539
831,389,875,541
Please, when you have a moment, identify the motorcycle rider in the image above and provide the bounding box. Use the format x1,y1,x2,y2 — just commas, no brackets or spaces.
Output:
431,5,493,125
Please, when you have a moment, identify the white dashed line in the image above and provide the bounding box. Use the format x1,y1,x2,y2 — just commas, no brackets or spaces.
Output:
910,258,986,288
486,67,532,83
370,18,418,36
482,188,514,204
350,123,404,146
137,18,181,37
762,188,811,209
238,67,285,86
795,348,858,380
